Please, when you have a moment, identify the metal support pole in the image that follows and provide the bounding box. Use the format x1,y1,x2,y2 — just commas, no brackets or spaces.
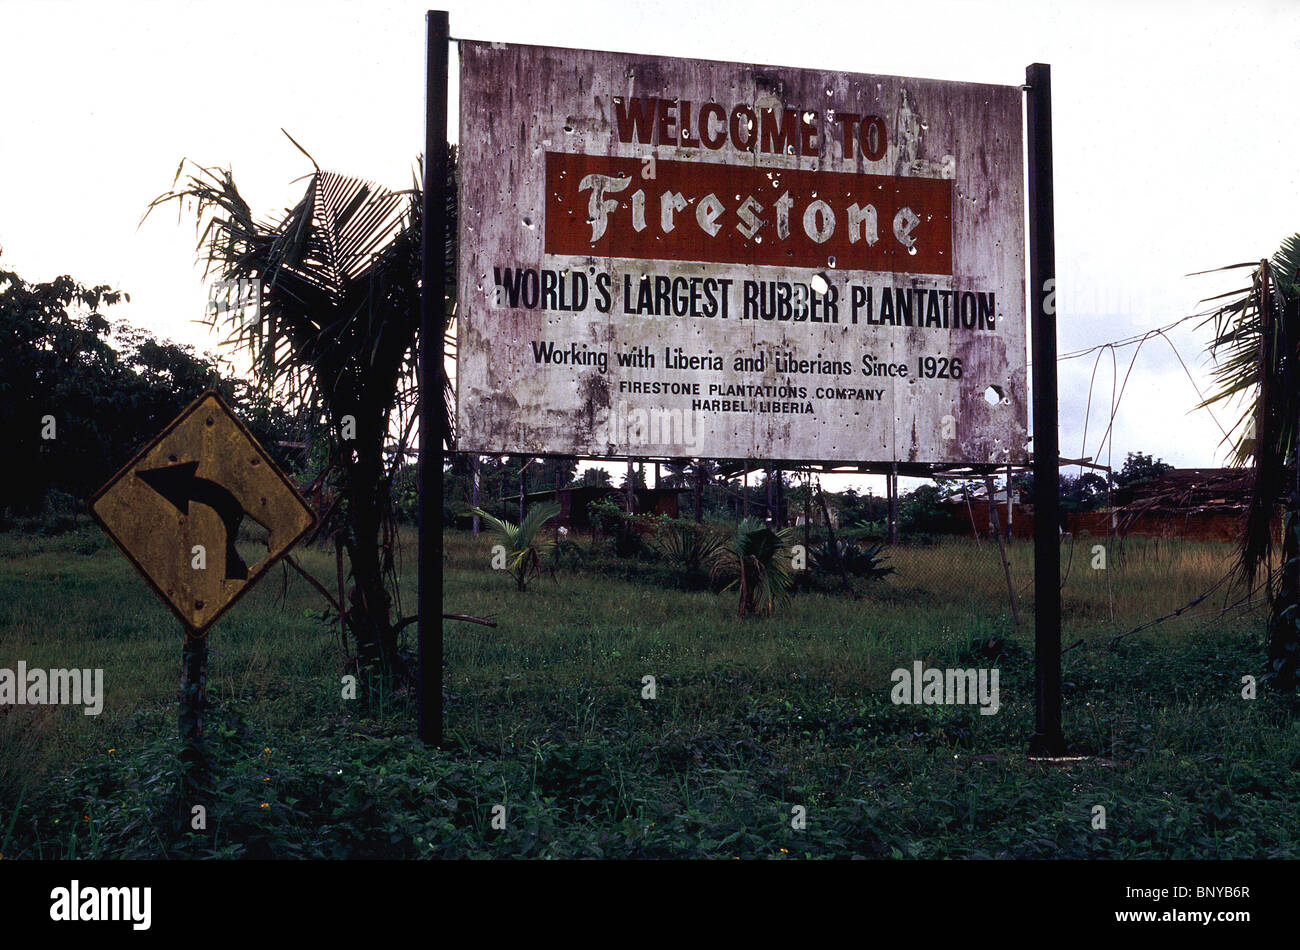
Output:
693,461,705,522
985,473,1021,635
776,468,785,527
178,629,209,824
1006,461,1014,540
471,455,480,535
1026,62,1066,756
804,467,811,547
888,464,899,544
885,472,892,538
519,459,527,523
963,481,982,545
418,8,449,746
765,466,774,523
988,478,996,536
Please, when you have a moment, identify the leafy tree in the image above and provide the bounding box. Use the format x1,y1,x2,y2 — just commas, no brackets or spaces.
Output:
835,487,888,528
619,464,648,494
898,483,963,535
442,454,531,524
1060,471,1111,514
1112,452,1173,489
533,456,578,491
1,262,128,513
0,253,301,520
1012,470,1112,524
579,466,612,488
665,458,718,522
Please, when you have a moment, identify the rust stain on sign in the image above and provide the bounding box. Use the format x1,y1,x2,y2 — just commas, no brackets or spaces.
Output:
89,391,316,635
456,41,1026,465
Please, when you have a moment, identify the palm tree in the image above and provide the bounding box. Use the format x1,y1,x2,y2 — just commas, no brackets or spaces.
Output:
472,502,562,592
1198,234,1300,692
713,517,798,617
144,135,457,676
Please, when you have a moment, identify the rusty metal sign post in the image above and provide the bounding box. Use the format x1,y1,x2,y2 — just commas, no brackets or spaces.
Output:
1025,63,1066,757
90,389,316,809
419,9,450,746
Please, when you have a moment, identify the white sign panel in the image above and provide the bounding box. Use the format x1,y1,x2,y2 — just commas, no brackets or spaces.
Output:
456,41,1026,464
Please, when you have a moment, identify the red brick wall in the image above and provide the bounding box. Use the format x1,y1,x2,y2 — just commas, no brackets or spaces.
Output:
943,502,1271,543
1069,509,1275,543
948,500,1035,539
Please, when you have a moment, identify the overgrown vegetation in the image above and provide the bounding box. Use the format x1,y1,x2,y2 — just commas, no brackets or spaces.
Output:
2,526,1296,858
650,518,728,591
800,536,895,592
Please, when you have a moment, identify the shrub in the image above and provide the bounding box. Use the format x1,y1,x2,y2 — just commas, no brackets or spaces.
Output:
652,518,728,590
798,538,895,591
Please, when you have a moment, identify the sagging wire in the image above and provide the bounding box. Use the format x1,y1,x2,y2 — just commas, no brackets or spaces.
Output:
1057,315,1232,625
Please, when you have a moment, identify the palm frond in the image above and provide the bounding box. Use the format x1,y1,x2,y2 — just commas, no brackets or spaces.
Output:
472,507,520,548
1186,262,1266,277
142,149,428,431
1198,236,1300,588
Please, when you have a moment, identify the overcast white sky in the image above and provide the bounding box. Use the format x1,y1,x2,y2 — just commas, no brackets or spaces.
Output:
4,0,1300,491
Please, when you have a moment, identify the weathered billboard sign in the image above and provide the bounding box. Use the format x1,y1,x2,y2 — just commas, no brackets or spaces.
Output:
456,41,1026,464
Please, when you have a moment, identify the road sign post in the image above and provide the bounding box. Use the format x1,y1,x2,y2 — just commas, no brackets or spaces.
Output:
89,389,316,815
1025,63,1066,757
178,631,210,812
419,9,449,747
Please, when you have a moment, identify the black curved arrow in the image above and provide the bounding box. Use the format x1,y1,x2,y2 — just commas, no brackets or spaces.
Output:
139,460,251,581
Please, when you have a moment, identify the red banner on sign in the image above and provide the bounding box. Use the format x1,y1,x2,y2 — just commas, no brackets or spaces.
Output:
544,152,952,275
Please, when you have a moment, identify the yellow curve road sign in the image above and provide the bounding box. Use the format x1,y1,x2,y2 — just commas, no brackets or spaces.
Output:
89,390,316,636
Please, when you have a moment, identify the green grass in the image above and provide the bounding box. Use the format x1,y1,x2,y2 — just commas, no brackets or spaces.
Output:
1,523,1296,858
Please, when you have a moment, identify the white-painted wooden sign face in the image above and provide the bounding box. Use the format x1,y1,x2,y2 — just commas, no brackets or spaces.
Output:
456,40,1026,464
